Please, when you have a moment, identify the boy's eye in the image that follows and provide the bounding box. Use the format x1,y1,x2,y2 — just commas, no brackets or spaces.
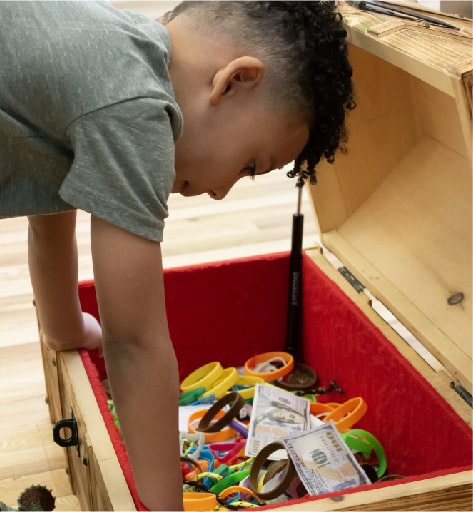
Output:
242,162,256,180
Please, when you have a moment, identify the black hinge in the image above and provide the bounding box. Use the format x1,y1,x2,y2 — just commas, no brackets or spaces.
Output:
450,382,473,408
338,266,365,293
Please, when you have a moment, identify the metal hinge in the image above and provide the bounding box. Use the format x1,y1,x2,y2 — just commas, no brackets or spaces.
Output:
338,266,365,293
450,382,473,408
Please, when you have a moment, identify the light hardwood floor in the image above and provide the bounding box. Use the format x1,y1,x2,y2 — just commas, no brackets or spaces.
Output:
0,170,318,510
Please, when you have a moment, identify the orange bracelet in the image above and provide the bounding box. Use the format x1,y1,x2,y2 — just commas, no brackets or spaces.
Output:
323,397,367,433
244,351,294,382
218,485,261,502
183,492,217,511
309,402,337,416
188,409,236,443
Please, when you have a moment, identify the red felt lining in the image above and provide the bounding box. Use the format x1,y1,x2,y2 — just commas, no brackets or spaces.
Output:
78,252,472,510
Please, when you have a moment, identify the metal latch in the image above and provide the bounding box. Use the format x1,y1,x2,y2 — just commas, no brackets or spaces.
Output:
53,409,79,457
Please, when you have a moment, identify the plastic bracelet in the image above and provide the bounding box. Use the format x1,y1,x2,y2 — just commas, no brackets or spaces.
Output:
218,485,262,502
181,362,223,392
309,402,336,416
188,409,236,443
226,500,259,508
209,469,251,494
230,457,253,472
248,441,296,500
198,392,245,432
183,492,218,512
341,432,373,459
203,367,239,398
180,431,205,460
195,471,223,483
260,459,288,486
275,362,317,390
179,386,206,406
231,375,267,399
342,429,387,477
180,456,203,478
244,352,294,382
209,439,246,465
323,397,367,432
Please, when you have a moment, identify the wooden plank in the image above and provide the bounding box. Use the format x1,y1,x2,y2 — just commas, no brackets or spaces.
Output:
319,136,472,391
339,3,472,96
60,351,137,511
280,470,473,511
309,20,472,392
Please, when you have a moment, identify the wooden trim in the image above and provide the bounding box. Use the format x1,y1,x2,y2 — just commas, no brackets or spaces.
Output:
281,470,473,511
60,351,136,511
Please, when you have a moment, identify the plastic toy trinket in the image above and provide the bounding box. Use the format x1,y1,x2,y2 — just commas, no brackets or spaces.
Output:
0,485,55,511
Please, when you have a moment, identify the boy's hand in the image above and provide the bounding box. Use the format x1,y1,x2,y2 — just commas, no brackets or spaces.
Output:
40,311,103,352
81,311,103,350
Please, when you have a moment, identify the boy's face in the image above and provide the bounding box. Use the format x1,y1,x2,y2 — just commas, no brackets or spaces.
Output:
172,108,309,200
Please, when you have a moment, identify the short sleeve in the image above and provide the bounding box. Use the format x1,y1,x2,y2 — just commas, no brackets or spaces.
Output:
60,97,179,242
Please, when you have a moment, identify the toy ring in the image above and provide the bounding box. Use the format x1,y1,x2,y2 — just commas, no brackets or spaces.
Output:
183,492,218,511
180,362,223,392
275,362,317,390
248,441,296,500
198,392,245,433
244,352,294,382
188,409,235,443
323,397,367,432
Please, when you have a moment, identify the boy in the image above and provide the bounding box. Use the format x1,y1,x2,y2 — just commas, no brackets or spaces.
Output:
0,1,353,509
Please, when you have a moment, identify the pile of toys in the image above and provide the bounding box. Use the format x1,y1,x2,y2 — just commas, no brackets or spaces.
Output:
108,351,401,511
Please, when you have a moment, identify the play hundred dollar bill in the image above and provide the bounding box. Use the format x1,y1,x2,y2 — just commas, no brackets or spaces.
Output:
246,384,311,458
283,421,370,495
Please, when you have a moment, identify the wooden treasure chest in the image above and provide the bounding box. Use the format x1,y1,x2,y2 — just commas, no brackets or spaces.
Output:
40,2,472,510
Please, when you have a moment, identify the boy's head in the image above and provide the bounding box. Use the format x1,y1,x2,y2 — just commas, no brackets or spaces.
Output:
164,1,354,198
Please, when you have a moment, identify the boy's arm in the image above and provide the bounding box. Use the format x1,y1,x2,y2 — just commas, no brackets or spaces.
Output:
28,211,102,351
90,215,183,511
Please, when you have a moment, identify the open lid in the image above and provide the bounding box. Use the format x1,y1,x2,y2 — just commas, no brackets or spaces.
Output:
308,3,472,392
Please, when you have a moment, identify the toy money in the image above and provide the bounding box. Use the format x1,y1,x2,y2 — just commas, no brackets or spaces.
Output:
283,421,370,495
246,384,311,458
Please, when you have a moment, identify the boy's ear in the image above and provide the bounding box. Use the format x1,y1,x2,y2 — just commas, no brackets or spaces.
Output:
209,56,264,106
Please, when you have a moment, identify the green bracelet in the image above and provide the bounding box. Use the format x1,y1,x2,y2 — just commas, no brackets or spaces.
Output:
341,429,387,477
209,469,251,495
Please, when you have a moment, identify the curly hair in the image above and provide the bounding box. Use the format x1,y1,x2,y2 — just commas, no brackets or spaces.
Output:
165,1,355,185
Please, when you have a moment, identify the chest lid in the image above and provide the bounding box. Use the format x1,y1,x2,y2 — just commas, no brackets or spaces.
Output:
308,2,472,392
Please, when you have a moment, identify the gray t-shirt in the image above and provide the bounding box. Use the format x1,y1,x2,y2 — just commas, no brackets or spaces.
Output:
0,1,182,241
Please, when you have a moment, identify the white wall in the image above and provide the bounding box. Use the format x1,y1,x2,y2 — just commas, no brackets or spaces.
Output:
417,0,472,17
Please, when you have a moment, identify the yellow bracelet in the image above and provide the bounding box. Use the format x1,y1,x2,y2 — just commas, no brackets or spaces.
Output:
180,362,223,392
203,367,239,398
231,374,267,399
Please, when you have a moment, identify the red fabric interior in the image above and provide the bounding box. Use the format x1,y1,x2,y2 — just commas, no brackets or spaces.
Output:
78,252,472,510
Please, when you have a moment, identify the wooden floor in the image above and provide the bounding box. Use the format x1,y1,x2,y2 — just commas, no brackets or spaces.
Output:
0,170,318,510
